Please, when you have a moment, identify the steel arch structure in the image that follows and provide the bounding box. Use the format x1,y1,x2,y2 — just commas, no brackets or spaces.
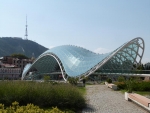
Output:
22,37,145,81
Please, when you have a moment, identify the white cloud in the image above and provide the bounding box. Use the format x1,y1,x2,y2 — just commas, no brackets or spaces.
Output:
94,47,111,54
49,46,55,49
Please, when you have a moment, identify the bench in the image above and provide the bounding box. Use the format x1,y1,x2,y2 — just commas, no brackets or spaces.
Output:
125,93,150,111
105,82,117,90
105,82,108,85
107,84,117,90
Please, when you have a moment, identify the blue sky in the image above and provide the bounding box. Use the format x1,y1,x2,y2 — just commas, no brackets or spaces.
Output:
0,0,150,63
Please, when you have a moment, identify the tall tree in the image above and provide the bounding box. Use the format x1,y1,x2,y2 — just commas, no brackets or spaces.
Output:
11,54,28,59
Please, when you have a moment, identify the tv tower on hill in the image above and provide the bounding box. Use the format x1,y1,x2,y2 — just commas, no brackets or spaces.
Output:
25,15,28,40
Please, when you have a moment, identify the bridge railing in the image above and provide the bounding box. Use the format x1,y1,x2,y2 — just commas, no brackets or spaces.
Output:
96,70,150,74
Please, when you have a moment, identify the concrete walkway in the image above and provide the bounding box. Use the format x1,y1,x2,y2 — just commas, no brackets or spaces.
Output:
82,85,148,113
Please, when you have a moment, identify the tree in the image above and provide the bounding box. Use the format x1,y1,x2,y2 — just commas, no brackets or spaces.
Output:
11,54,28,59
137,63,144,70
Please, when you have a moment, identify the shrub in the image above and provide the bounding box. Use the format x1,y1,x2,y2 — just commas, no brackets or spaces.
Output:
106,78,112,83
50,107,64,113
125,79,134,93
0,81,86,111
115,82,126,90
44,75,50,82
0,101,65,113
117,76,125,82
137,81,150,91
115,78,150,92
68,77,78,85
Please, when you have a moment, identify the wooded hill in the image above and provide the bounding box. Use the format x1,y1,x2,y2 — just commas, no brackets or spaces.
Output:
0,37,48,58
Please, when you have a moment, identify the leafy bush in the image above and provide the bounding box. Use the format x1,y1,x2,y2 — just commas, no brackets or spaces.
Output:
117,76,125,82
0,81,86,111
0,101,65,113
115,79,150,92
114,82,126,89
44,75,50,82
68,77,78,85
106,78,112,83
125,79,134,93
49,107,64,113
135,81,150,91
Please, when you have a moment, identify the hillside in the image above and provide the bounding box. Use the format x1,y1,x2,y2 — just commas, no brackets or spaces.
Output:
0,37,48,58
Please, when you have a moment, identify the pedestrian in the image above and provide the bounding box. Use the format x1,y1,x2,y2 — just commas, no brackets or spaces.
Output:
83,78,86,87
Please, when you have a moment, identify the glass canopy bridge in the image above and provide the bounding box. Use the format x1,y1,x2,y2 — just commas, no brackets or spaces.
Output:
24,70,150,81
22,37,148,81
94,70,150,77
86,70,150,81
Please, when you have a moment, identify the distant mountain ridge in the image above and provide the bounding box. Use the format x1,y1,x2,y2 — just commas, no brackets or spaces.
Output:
0,37,48,58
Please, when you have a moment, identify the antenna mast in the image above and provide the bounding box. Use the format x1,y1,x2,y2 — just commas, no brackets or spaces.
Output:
25,15,28,40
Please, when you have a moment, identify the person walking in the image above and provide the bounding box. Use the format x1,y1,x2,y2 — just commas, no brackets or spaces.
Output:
83,78,86,87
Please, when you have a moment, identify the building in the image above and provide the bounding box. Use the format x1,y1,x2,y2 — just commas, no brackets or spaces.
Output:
0,56,33,80
0,67,21,80
22,37,145,81
12,58,33,71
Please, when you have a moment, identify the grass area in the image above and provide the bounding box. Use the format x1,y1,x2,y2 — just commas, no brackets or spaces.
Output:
0,81,86,112
120,89,126,94
132,91,150,96
77,86,86,95
120,89,150,97
85,82,94,85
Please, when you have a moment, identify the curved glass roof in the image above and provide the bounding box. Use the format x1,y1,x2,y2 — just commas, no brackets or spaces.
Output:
22,37,144,80
41,45,110,76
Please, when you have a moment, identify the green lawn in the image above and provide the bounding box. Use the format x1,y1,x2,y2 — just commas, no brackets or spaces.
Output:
133,91,150,96
120,90,150,97
77,86,86,95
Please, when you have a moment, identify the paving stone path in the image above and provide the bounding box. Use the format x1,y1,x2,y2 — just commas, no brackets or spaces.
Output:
82,85,148,113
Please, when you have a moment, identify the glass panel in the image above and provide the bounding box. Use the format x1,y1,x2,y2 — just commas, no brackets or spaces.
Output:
22,38,144,79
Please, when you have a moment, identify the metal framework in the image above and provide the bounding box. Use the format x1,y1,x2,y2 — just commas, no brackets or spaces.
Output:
22,37,145,81
84,37,145,77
